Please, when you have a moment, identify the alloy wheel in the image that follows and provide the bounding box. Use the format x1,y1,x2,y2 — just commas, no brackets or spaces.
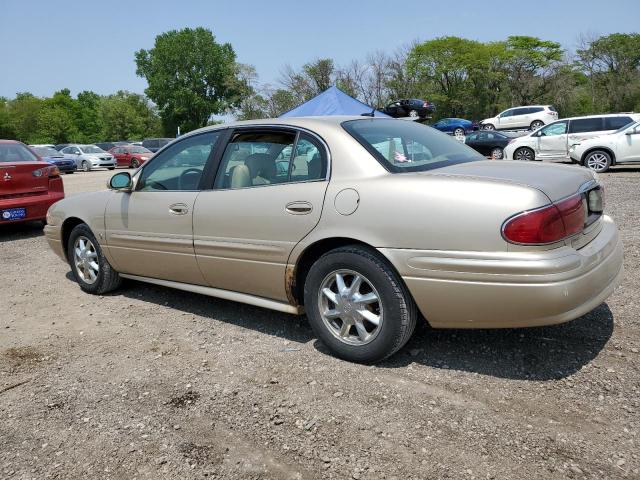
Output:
318,269,383,346
409,109,418,118
73,236,99,284
82,161,90,172
491,148,503,159
587,153,609,172
531,121,544,130
515,148,534,161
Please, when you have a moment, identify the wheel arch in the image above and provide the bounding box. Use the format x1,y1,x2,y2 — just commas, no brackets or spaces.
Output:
61,217,86,261
289,237,405,308
581,146,616,166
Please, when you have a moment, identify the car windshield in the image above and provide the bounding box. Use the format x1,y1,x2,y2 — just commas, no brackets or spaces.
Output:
615,120,640,134
82,145,105,153
34,147,61,157
342,119,482,173
130,147,151,153
0,143,39,163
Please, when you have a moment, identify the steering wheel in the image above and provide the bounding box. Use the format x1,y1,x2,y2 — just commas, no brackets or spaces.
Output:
178,168,202,190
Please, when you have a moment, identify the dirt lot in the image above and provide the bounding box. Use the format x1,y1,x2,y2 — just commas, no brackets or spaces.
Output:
1,166,639,479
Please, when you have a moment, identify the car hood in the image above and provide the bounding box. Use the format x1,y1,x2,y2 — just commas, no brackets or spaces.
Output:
426,160,595,202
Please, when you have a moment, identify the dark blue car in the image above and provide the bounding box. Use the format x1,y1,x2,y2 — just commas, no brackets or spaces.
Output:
31,146,77,173
430,118,477,137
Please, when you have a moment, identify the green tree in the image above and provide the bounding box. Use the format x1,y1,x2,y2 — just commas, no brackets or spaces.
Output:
576,33,640,112
100,91,162,141
0,97,15,139
502,36,564,105
7,93,43,142
135,27,246,134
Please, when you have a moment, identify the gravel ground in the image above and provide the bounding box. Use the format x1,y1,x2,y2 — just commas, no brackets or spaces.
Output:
1,166,639,479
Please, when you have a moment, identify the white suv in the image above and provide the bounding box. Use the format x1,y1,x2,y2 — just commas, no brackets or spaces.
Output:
570,120,640,172
503,113,640,162
480,105,557,131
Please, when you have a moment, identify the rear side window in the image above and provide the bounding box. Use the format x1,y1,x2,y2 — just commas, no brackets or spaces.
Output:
513,108,529,116
569,118,604,133
529,107,544,113
604,116,633,130
0,144,39,163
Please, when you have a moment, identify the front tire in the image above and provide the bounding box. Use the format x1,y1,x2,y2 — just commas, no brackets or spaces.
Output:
304,246,417,363
584,150,612,173
491,147,504,159
483,123,495,130
67,223,121,295
81,160,91,172
530,120,544,130
514,147,535,161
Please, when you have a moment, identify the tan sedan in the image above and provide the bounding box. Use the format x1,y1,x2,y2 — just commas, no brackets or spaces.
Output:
44,117,623,363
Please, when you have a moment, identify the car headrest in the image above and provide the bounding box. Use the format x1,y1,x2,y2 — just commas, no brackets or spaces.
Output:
308,153,322,179
244,153,276,181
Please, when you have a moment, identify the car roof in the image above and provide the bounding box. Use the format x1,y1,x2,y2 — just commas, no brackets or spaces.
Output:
556,113,640,121
0,139,21,144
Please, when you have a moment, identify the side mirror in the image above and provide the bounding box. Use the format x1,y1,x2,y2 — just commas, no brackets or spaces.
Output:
626,128,639,135
109,171,132,191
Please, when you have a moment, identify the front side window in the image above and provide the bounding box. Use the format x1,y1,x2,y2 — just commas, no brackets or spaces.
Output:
343,119,482,173
540,121,568,136
0,144,39,163
604,116,633,130
569,118,604,134
215,130,297,189
34,147,60,157
137,131,220,191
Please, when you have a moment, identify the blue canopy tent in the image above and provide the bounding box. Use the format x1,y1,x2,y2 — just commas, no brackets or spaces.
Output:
279,86,389,118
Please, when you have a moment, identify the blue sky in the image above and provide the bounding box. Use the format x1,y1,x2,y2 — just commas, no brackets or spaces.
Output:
1,0,638,98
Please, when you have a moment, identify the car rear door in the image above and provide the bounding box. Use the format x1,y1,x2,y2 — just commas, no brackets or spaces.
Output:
192,127,329,302
104,130,223,284
568,117,605,146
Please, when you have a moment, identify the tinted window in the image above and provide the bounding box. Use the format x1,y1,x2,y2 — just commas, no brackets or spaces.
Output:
569,118,604,133
0,143,39,163
540,121,568,136
604,116,633,130
34,147,61,157
343,119,481,173
500,109,513,118
143,140,159,149
548,106,557,112
529,107,544,113
137,132,220,191
215,130,298,189
513,108,530,116
466,133,479,141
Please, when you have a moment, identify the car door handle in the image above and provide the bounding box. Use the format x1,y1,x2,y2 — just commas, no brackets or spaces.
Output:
285,201,313,215
169,203,189,215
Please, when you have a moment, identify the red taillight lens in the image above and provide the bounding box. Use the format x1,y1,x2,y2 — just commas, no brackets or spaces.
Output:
502,194,586,244
423,101,429,107
33,166,60,178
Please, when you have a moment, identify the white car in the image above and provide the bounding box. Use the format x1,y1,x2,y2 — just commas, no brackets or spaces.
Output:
60,144,116,172
503,113,640,162
570,120,640,172
480,105,558,131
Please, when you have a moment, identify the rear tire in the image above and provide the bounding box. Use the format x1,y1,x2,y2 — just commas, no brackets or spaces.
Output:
67,223,121,295
453,127,465,138
514,147,535,161
304,245,417,363
530,120,544,130
584,150,612,173
491,147,504,160
131,159,140,169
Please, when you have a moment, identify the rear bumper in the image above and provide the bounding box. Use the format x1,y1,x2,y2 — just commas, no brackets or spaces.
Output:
0,191,64,224
380,216,623,328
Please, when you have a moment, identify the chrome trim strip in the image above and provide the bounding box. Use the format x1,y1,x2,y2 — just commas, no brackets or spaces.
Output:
119,274,302,315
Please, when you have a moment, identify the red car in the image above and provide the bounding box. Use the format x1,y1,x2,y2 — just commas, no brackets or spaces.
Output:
109,145,154,168
0,140,64,225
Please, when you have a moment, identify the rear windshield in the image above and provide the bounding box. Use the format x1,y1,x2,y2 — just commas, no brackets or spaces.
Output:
0,143,39,163
342,119,482,173
34,147,61,157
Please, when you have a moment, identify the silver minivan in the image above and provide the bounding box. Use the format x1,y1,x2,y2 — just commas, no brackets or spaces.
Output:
503,114,640,162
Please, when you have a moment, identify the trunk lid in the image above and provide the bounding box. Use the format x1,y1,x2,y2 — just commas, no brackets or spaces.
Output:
0,162,50,198
428,160,595,201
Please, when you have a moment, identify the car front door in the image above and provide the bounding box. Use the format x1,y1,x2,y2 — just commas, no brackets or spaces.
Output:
104,130,223,284
61,146,81,167
616,124,640,162
534,121,569,159
192,128,329,302
497,109,514,129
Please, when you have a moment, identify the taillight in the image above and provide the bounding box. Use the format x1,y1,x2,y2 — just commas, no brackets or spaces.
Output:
502,194,586,244
423,101,429,108
33,166,60,178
